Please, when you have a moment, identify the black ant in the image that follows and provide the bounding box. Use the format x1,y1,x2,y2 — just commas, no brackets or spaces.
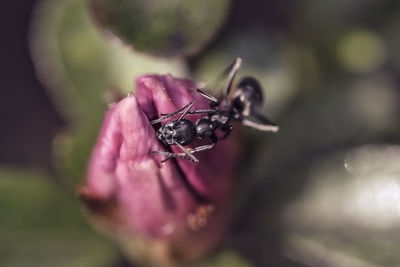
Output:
150,58,279,163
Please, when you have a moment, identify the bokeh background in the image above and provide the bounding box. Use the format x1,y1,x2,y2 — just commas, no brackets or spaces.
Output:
2,0,400,266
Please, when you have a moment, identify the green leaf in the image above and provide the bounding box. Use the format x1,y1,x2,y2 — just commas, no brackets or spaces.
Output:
31,0,187,124
0,167,118,267
30,0,187,186
90,0,231,56
282,145,400,266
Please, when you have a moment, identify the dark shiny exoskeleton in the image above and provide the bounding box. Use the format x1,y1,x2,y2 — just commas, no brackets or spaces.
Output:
151,58,279,163
156,119,195,146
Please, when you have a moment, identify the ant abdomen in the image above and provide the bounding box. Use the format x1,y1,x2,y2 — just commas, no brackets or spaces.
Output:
232,77,263,118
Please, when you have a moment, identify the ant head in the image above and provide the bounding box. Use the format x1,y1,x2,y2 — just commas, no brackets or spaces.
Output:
156,122,174,143
232,77,263,118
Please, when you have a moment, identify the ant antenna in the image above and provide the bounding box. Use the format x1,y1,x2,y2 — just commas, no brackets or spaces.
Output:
172,139,199,163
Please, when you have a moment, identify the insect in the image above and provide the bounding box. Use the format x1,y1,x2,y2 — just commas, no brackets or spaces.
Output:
150,57,279,163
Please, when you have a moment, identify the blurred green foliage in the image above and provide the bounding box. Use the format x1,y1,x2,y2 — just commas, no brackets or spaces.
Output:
90,0,230,56
0,167,118,267
283,146,400,266
30,0,187,187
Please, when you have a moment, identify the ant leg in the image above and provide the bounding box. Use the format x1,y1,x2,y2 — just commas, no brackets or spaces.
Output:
223,57,242,97
161,109,216,116
185,136,217,154
151,150,194,162
176,101,195,122
196,88,221,109
192,134,217,154
152,142,216,162
242,119,279,132
190,143,216,153
172,139,199,163
220,125,233,139
151,150,195,162
242,118,279,132
196,88,219,103
150,101,195,125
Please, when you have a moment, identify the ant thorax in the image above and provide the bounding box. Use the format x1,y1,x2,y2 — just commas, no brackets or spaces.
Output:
212,99,232,124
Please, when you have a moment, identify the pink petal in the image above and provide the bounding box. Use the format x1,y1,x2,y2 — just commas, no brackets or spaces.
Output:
136,74,237,203
81,74,238,260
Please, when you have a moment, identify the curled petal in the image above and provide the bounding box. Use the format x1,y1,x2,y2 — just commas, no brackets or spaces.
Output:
136,75,237,203
80,74,238,264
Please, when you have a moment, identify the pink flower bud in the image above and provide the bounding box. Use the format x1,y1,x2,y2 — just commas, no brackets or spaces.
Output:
80,75,238,264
